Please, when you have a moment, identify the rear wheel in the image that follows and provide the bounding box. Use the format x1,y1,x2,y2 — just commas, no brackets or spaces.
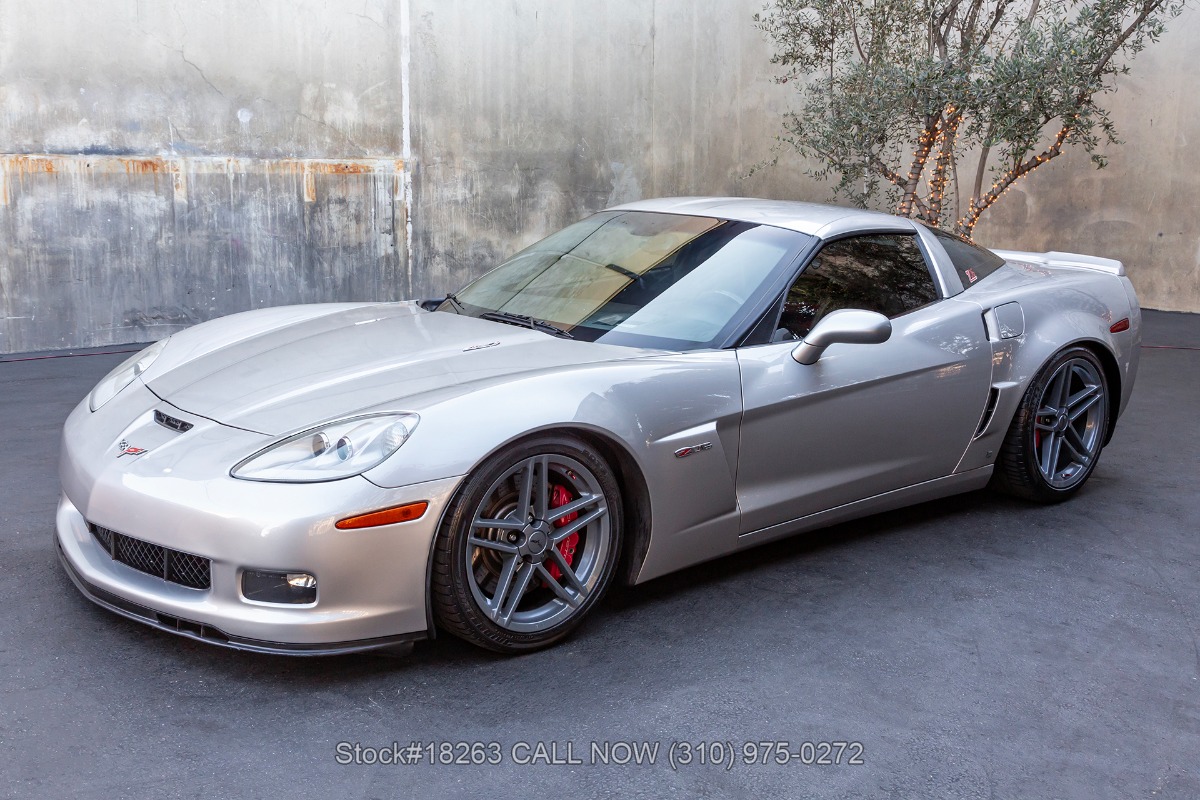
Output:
993,347,1109,502
431,435,622,653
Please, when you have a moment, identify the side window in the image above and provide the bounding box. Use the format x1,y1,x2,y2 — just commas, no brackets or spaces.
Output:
927,226,1006,288
777,233,938,340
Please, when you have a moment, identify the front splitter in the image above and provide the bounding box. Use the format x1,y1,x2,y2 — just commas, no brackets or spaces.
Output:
56,534,426,657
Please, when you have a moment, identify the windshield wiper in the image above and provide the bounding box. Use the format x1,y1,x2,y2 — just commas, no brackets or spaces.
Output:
440,292,467,314
480,311,574,339
602,263,642,282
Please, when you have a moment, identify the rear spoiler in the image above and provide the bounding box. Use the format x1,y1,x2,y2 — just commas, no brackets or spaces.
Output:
990,249,1126,277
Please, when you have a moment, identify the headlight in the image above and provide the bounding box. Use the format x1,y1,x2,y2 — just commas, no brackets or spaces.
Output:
231,413,419,483
89,338,169,411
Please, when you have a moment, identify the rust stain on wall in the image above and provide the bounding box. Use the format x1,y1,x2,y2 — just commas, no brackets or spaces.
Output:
0,155,405,207
0,153,411,353
119,158,162,175
303,165,317,203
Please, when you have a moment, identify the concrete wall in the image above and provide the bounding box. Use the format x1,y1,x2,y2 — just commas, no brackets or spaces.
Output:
0,0,409,353
972,8,1200,313
1,0,1196,353
407,0,808,294
410,0,1200,315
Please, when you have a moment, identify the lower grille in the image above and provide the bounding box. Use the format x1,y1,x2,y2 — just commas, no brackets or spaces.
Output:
88,523,211,590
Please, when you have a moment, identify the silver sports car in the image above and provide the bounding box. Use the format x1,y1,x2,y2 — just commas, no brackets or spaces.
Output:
56,197,1141,654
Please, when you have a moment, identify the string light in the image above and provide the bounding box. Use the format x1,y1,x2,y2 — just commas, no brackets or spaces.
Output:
903,112,1070,233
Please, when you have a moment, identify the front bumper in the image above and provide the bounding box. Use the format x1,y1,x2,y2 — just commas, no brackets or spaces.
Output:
56,384,464,653
55,531,424,655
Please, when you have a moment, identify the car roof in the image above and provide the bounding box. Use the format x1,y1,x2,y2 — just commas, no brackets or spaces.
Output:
606,197,914,239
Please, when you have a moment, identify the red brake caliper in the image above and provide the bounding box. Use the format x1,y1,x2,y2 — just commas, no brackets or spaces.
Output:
547,483,579,581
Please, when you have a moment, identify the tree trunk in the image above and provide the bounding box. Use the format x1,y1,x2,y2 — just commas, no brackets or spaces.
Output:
897,113,942,217
925,109,963,226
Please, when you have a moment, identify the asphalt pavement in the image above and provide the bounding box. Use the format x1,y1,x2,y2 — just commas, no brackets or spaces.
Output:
2,310,1197,799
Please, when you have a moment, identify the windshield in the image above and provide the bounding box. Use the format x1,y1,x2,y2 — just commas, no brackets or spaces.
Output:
438,211,811,350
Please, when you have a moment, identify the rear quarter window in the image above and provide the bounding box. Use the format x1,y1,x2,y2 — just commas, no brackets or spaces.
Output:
929,227,1006,288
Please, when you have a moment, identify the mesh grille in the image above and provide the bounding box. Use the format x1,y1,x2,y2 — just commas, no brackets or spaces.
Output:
167,552,211,589
115,534,165,576
91,524,113,552
89,524,211,590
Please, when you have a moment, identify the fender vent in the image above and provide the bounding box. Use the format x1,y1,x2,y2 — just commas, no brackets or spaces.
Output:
974,387,1000,438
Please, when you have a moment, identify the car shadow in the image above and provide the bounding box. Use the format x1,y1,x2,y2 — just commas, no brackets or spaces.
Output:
606,488,1028,610
57,487,1036,683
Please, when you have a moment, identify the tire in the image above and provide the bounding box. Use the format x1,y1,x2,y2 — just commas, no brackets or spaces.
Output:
992,346,1110,503
430,434,623,653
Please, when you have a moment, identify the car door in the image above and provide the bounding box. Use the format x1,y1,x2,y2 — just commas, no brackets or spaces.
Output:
734,231,992,535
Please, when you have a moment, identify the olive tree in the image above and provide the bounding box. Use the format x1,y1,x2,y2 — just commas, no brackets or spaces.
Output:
755,0,1186,236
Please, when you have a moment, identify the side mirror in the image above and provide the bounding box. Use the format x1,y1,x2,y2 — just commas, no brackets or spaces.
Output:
791,309,892,365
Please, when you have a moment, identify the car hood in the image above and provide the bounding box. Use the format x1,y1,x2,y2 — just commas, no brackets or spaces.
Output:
145,302,650,435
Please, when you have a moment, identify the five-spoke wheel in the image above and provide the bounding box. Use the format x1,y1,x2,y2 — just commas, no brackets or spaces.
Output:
431,435,622,652
994,347,1110,502
1031,357,1107,489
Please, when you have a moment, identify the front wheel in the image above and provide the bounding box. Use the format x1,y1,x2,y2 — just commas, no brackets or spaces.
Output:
992,347,1110,503
430,435,622,653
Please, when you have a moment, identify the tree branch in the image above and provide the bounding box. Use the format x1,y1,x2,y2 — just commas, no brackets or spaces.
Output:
958,124,1072,234
872,157,906,187
975,0,1013,53
841,0,868,64
872,154,932,217
951,145,961,224
1091,1,1165,80
961,0,985,52
934,0,962,54
971,141,992,207
929,0,962,58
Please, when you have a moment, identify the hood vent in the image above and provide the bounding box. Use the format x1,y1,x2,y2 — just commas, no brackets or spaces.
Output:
154,410,194,433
